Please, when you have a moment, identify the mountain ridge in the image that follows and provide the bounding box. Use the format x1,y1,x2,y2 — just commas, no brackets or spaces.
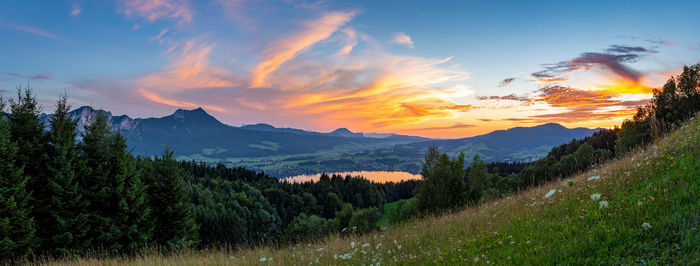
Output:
39,106,599,177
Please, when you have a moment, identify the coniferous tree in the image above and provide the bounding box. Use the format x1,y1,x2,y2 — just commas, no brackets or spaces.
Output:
78,112,152,253
0,97,36,260
78,112,117,250
8,88,49,248
147,148,197,250
108,132,152,251
43,95,90,256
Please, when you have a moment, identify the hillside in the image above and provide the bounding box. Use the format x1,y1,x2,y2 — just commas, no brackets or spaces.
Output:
50,114,699,264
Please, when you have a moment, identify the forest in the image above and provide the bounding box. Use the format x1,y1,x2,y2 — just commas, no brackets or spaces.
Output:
1,64,698,262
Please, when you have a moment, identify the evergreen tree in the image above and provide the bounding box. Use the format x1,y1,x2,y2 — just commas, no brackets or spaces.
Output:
8,87,49,248
108,132,153,251
43,95,90,256
78,112,117,250
78,112,152,252
0,97,36,260
147,148,198,250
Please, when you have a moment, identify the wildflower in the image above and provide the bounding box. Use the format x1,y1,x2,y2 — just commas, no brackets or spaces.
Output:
317,248,324,252
650,196,655,201
637,201,643,207
362,243,370,249
599,200,609,208
474,257,479,262
351,241,355,248
590,193,601,200
260,257,267,262
376,243,382,249
642,222,652,230
587,175,600,181
544,189,556,198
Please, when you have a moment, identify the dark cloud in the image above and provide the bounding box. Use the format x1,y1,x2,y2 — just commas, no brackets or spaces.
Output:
532,44,656,84
29,73,53,80
478,118,492,122
605,45,651,54
2,72,54,81
498,78,515,87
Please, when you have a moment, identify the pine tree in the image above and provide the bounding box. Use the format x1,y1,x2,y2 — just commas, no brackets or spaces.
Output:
108,132,153,251
43,95,90,256
0,97,37,260
147,148,198,250
8,87,49,249
77,112,152,253
77,112,117,251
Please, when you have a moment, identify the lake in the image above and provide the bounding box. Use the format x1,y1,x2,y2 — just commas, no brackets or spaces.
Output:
283,171,422,183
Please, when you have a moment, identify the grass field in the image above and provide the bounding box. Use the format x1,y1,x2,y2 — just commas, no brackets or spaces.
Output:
42,117,700,265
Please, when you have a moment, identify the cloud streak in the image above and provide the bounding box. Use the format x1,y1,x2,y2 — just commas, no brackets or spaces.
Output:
250,10,356,88
2,23,66,41
116,0,192,24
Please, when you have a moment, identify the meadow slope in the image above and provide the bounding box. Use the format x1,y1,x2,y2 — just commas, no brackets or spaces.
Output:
44,117,699,265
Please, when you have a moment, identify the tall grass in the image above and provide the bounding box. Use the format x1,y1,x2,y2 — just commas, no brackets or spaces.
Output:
39,117,700,265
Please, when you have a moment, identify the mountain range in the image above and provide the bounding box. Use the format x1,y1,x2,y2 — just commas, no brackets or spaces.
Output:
41,106,598,177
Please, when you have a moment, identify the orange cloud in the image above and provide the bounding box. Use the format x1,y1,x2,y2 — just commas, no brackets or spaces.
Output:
139,40,239,91
139,88,226,113
250,11,356,88
117,0,192,24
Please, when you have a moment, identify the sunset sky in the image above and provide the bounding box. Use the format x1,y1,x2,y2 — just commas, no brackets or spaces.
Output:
1,0,699,138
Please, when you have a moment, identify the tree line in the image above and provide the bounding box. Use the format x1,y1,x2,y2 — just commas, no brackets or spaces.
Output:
0,90,417,261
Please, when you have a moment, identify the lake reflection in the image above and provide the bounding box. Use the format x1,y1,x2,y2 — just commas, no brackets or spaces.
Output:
283,171,422,183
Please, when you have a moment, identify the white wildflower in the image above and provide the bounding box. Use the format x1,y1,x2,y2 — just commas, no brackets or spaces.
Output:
599,200,609,208
590,193,601,200
317,248,324,252
544,189,556,198
474,257,479,262
587,175,600,181
376,243,382,249
362,243,370,249
351,241,355,248
642,222,652,230
259,257,267,262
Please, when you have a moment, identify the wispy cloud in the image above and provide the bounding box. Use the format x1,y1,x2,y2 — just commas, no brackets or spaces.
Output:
2,72,54,81
116,0,192,24
476,94,532,102
2,23,66,41
70,3,82,16
391,32,414,48
250,10,356,88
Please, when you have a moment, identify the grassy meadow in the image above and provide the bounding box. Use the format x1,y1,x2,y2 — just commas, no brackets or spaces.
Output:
40,117,699,265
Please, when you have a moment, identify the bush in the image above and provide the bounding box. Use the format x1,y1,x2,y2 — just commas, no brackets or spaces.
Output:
283,213,332,242
348,207,381,233
387,199,418,224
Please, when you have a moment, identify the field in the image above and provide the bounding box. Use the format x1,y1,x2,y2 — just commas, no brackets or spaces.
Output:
42,118,699,265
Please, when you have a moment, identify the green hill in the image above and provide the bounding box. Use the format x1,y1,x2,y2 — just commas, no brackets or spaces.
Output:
49,112,699,265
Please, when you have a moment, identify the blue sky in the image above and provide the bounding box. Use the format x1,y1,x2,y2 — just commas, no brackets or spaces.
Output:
1,0,699,137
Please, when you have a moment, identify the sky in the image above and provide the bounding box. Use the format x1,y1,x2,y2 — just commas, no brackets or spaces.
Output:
1,0,699,138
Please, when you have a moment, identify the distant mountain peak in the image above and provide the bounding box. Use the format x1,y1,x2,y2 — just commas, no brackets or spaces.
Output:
332,127,353,134
171,107,214,119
